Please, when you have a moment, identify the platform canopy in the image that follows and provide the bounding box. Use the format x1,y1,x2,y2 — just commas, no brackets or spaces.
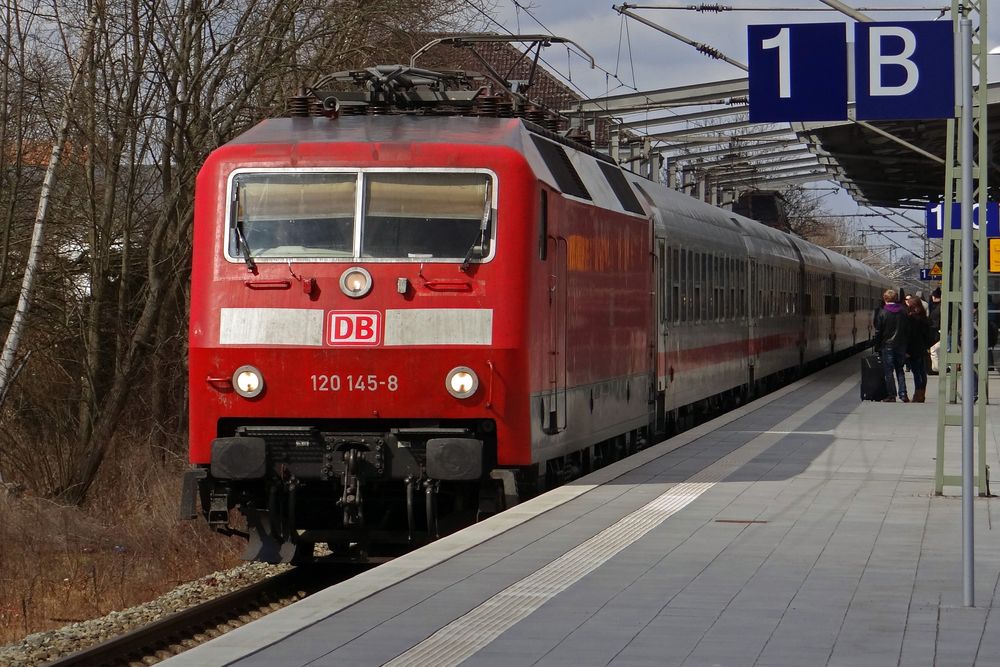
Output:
566,78,1000,210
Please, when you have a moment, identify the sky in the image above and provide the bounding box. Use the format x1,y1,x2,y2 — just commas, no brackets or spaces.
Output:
488,1,990,97
473,1,997,263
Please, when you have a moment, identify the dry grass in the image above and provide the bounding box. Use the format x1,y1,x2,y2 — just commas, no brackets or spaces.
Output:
0,442,243,644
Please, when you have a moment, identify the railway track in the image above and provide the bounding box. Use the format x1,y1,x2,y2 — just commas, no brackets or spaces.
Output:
45,564,369,667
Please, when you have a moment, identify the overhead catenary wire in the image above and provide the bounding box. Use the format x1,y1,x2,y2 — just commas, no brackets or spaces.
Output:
617,3,949,12
459,0,680,146
865,228,923,260
866,206,925,232
458,0,644,103
624,14,638,90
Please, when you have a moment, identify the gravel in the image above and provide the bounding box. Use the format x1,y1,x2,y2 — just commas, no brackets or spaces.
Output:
0,561,291,666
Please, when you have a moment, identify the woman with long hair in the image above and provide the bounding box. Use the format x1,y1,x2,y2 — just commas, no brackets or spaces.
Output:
906,295,932,402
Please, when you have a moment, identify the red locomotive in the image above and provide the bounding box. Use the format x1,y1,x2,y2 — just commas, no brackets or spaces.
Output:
181,67,883,563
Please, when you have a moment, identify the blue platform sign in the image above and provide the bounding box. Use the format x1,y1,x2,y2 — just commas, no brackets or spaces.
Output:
855,22,955,120
748,23,848,122
920,268,933,281
748,21,955,122
925,202,1000,239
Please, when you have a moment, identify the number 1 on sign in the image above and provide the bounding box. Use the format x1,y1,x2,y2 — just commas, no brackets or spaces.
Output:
762,27,790,99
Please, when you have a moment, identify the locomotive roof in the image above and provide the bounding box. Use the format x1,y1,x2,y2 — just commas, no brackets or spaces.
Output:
219,115,643,219
227,116,529,149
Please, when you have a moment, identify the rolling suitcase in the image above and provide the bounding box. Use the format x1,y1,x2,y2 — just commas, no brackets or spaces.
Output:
860,354,887,401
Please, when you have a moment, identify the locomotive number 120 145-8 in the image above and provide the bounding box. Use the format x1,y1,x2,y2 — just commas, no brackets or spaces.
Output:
310,374,399,392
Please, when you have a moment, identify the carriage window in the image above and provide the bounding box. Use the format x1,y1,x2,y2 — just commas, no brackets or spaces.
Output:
772,267,778,316
737,261,743,318
762,266,767,317
231,173,357,258
693,251,701,322
672,247,680,324
680,248,688,323
758,265,764,317
766,266,773,317
772,267,777,316
698,252,707,321
363,172,492,259
728,258,735,320
717,258,722,321
687,250,694,322
785,269,791,314
707,255,714,320
705,254,712,321
722,258,729,320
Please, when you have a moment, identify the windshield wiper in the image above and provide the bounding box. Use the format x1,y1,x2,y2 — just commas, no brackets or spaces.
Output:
232,182,257,273
235,224,257,273
461,180,492,273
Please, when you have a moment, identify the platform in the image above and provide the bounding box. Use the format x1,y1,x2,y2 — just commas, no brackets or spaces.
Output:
166,356,1000,667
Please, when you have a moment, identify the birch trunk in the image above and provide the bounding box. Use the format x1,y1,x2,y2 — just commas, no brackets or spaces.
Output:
0,6,102,407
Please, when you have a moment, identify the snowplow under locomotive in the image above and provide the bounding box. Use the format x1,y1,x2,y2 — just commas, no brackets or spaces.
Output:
180,71,884,564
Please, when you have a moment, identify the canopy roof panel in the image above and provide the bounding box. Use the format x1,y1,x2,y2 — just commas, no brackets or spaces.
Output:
569,78,1000,208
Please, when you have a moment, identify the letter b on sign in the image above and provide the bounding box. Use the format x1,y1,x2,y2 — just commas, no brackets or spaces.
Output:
869,26,918,96
328,311,382,346
855,21,954,120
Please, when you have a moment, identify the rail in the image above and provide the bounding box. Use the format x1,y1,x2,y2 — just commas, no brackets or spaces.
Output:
44,564,368,667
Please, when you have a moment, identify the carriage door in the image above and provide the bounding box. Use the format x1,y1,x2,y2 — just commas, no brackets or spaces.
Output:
850,282,858,346
828,273,837,355
656,237,668,390
788,239,807,370
543,192,567,435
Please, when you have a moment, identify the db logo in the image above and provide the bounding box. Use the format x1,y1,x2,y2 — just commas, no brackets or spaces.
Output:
327,311,382,346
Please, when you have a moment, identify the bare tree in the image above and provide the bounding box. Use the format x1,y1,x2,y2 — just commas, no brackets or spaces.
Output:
0,2,102,407
782,185,830,240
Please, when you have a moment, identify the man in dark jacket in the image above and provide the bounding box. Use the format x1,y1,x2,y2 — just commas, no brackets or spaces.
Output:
874,288,911,402
928,287,942,338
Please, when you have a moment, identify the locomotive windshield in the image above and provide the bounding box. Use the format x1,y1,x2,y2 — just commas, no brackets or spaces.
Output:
232,173,356,258
363,173,491,259
229,170,493,262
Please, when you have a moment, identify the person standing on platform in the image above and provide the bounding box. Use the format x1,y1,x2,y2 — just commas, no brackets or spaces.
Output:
905,295,931,403
914,290,930,314
874,288,911,402
928,287,942,374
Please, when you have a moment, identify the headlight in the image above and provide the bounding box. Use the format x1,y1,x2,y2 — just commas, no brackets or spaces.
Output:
446,366,478,399
233,365,264,398
340,266,372,298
